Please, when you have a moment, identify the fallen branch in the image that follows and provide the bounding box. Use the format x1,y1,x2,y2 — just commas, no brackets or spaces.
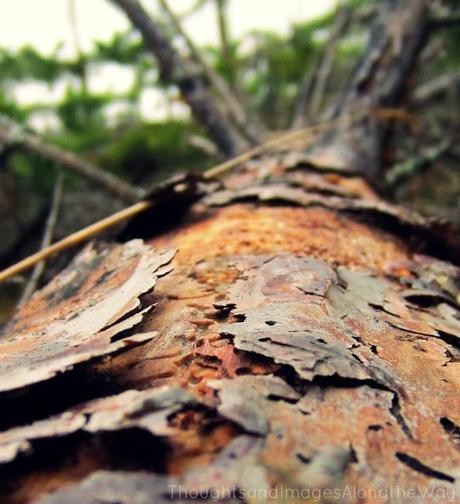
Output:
0,116,143,203
110,0,242,157
18,172,65,306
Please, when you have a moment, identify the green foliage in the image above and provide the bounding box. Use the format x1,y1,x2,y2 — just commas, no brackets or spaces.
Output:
101,120,209,183
236,20,328,127
56,89,110,132
0,46,72,84
0,89,27,122
9,152,60,197
92,31,146,64
437,26,460,72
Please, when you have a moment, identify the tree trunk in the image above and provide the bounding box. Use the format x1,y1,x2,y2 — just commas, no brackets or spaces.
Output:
308,0,430,185
0,139,459,503
1,1,459,503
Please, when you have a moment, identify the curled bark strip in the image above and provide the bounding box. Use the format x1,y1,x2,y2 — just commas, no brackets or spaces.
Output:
203,158,460,264
0,241,176,395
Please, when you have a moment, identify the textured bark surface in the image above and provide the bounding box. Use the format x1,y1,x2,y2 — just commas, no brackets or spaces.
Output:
0,151,459,503
310,0,430,184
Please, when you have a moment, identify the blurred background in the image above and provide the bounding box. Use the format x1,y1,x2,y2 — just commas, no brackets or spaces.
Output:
0,0,459,320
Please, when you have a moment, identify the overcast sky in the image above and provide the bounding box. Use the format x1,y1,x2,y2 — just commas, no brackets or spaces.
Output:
0,0,337,125
0,0,337,55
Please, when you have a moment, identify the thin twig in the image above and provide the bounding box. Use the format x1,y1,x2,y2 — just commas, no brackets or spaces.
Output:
204,116,342,179
187,134,221,159
0,200,152,284
18,172,65,306
385,140,451,188
412,71,460,104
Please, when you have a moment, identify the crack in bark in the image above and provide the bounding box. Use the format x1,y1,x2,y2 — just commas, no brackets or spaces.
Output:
395,452,455,483
440,417,460,450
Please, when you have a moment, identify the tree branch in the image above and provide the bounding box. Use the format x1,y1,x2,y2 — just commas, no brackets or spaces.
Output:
0,116,143,202
186,133,221,159
110,0,243,156
215,0,234,86
157,0,264,144
412,71,460,104
292,7,352,127
309,8,352,120
291,58,320,129
385,140,451,187
18,172,65,306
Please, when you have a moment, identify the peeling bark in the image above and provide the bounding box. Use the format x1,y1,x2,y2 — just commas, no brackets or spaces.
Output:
1,1,459,501
0,149,459,503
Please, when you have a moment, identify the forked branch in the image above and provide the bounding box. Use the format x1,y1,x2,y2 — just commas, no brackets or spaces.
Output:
111,0,243,156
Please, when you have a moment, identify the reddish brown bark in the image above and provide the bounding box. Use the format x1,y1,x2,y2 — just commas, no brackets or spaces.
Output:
0,1,459,503
0,152,459,503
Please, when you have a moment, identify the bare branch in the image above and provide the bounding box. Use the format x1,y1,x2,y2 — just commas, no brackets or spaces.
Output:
291,59,320,129
293,7,352,128
412,71,460,104
110,0,243,156
215,0,234,85
158,0,264,144
309,8,352,120
0,116,143,202
186,134,221,159
18,172,65,306
385,140,451,187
